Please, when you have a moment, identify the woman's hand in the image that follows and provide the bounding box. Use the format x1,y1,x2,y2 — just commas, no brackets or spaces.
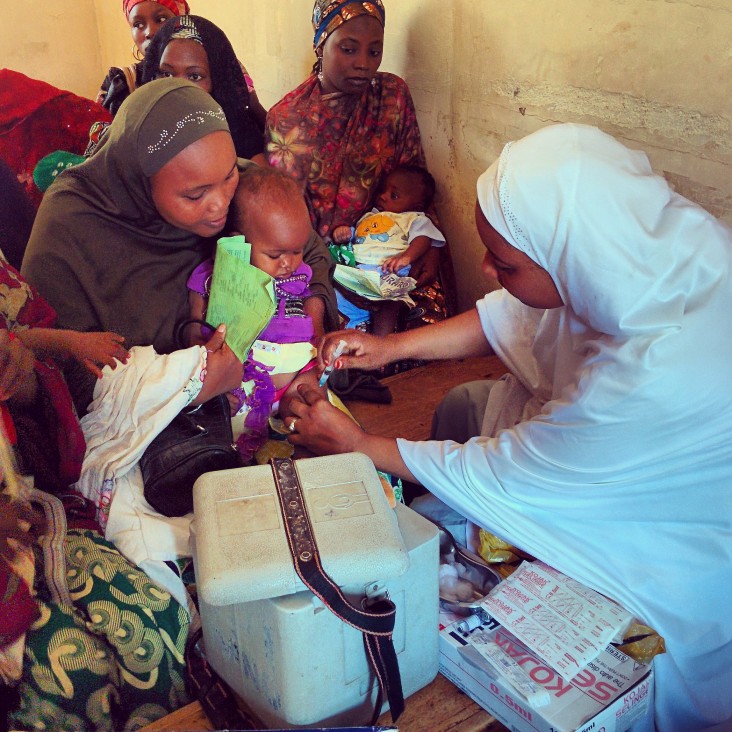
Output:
318,329,399,372
0,332,37,403
192,325,244,404
408,247,440,288
278,368,326,420
66,331,129,378
285,383,365,455
286,382,418,481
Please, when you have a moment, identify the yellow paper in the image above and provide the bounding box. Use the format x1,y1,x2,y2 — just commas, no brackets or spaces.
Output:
207,235,276,361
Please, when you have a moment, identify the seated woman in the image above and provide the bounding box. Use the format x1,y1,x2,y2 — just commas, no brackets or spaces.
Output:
96,0,268,127
95,0,189,115
0,263,190,731
265,0,452,339
20,78,337,601
141,14,266,164
286,124,732,731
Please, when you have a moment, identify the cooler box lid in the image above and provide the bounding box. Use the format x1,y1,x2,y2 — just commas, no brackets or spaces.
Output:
192,453,409,605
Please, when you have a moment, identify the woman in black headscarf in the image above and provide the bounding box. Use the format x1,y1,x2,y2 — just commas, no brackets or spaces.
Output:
22,78,246,411
22,78,336,413
142,15,266,163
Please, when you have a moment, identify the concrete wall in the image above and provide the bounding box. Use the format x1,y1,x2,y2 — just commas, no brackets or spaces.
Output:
3,0,731,311
0,0,103,99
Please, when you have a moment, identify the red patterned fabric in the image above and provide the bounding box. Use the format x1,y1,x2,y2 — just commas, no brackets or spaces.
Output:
0,260,85,486
0,70,111,209
265,72,425,243
122,0,190,16
0,404,16,445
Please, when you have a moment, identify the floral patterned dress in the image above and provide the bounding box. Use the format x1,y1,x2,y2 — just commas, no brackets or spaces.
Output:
0,254,85,488
266,72,450,332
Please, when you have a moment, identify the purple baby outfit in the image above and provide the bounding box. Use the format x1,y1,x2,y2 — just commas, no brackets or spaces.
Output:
187,258,315,461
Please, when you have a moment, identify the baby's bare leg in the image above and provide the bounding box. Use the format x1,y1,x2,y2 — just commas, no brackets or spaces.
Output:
278,368,324,419
371,300,402,337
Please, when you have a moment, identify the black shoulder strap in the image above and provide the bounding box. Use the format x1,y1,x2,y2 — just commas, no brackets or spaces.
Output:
270,457,405,725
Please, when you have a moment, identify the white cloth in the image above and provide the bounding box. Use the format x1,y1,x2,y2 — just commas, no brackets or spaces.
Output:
75,345,206,611
398,124,732,731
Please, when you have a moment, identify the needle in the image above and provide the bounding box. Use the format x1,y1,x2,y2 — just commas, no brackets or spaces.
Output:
318,339,348,388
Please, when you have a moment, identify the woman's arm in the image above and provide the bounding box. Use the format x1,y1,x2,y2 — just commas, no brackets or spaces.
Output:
320,308,493,371
303,231,339,332
286,383,418,482
407,246,440,289
190,325,244,405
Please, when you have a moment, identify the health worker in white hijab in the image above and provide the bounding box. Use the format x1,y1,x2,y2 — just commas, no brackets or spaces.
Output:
288,123,732,731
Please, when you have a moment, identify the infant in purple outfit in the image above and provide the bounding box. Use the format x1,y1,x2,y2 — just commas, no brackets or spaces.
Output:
187,166,327,461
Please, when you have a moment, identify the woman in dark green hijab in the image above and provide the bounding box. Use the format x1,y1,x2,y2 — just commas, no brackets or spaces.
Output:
22,77,336,411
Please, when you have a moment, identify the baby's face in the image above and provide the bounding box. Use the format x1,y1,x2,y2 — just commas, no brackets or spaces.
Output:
375,170,424,214
243,198,310,279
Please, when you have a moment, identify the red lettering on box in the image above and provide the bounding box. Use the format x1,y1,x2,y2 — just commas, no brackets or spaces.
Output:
506,694,533,720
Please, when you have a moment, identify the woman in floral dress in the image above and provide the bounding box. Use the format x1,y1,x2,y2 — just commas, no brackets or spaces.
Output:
265,0,452,335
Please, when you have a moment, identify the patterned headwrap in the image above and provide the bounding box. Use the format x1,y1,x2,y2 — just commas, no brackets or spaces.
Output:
123,0,190,18
312,0,385,49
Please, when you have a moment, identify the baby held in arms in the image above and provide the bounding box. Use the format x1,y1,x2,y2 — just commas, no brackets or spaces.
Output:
186,166,327,461
331,165,445,336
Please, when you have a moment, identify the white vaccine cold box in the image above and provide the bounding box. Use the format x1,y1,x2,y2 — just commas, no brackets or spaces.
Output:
191,453,440,729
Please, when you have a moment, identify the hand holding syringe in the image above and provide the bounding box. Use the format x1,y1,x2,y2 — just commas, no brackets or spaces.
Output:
318,339,348,388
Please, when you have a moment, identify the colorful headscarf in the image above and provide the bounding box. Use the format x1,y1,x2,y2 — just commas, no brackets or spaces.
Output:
123,0,189,18
312,0,385,49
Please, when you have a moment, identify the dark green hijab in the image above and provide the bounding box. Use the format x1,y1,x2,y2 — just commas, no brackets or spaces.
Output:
22,78,231,355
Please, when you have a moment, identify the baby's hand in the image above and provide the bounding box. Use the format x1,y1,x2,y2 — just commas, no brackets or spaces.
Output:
381,253,411,274
332,225,354,244
68,331,129,378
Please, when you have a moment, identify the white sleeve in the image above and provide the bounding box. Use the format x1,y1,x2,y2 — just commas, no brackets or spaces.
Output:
408,214,445,247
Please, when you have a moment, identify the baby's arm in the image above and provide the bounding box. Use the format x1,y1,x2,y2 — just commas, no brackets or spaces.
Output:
17,328,128,379
381,234,432,274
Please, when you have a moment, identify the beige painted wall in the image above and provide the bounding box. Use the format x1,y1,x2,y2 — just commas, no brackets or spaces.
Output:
0,0,103,98
3,0,731,311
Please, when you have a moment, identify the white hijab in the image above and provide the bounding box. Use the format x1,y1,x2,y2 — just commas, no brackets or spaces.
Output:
399,124,732,730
